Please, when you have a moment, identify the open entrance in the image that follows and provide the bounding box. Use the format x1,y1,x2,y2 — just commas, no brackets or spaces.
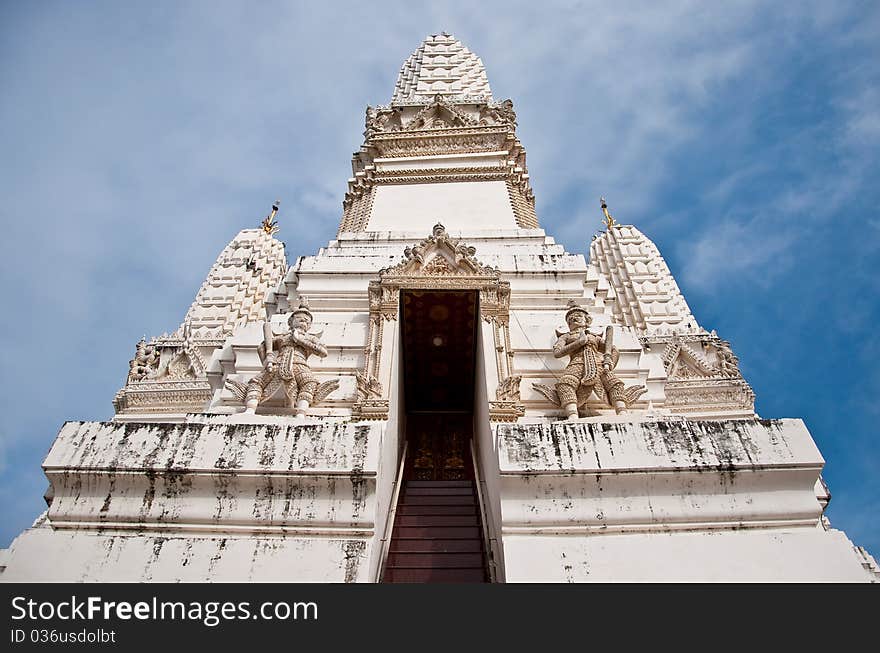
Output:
382,290,489,583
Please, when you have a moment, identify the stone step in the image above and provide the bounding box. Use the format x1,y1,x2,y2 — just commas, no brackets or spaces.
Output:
395,515,481,527
385,552,485,569
382,568,487,583
403,486,475,496
403,480,474,488
397,504,477,516
398,494,477,506
385,477,487,583
389,539,483,554
392,526,481,539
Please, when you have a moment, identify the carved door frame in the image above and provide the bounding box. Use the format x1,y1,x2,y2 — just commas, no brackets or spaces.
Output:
352,225,522,421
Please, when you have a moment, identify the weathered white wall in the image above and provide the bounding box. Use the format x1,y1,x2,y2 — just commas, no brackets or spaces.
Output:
2,528,371,582
495,418,875,582
1,420,386,583
474,321,506,581
367,182,516,232
366,325,405,581
503,528,871,582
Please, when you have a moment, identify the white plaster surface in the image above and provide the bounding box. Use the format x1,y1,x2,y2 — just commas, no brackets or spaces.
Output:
494,418,875,581
367,182,516,232
503,527,872,582
0,420,386,583
2,529,370,582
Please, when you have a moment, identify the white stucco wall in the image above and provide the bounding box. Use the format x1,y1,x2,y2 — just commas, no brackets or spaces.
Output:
503,527,871,582
0,420,386,583
367,181,516,232
495,418,875,582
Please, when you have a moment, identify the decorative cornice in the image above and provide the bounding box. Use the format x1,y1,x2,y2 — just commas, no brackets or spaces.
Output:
376,171,510,186
372,128,511,158
374,165,506,177
153,337,227,348
351,399,389,421
391,95,492,107
112,380,213,414
664,378,756,412
489,401,526,422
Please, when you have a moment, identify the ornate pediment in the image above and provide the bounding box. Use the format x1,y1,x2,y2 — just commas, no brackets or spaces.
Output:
645,333,755,416
114,326,214,415
155,347,202,381
662,338,715,380
661,335,744,381
404,95,477,131
366,98,517,136
667,350,715,380
369,224,508,323
380,223,499,281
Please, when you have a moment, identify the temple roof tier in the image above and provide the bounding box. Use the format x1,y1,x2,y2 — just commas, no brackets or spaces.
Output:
392,32,493,104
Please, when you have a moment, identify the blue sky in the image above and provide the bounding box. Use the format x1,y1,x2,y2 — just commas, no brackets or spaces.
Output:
1,1,878,559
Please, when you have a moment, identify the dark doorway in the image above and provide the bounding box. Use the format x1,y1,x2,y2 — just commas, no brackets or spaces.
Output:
400,290,477,416
401,289,478,481
383,289,488,582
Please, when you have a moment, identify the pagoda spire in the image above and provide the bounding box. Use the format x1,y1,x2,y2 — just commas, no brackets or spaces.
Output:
392,33,493,104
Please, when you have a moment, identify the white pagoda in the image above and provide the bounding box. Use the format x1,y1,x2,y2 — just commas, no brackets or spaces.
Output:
1,33,876,583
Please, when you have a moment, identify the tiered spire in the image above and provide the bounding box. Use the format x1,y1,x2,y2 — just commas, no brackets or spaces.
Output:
392,32,493,103
179,205,287,339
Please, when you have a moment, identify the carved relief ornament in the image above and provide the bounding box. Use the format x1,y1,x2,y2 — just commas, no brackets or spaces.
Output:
224,300,340,417
115,330,213,415
372,223,509,319
532,301,648,419
353,224,521,421
365,97,517,138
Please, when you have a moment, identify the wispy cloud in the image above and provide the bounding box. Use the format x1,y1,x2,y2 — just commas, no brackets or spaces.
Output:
682,219,795,289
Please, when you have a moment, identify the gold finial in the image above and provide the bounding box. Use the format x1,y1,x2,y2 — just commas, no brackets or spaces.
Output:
261,200,280,235
600,197,617,229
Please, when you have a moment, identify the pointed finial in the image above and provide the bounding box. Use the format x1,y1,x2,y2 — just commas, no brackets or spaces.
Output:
600,197,617,230
261,200,280,235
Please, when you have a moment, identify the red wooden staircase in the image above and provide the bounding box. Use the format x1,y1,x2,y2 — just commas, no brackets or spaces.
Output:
382,479,488,583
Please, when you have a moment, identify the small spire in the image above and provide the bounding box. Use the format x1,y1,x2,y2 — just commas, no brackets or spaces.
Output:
600,197,617,230
261,200,280,235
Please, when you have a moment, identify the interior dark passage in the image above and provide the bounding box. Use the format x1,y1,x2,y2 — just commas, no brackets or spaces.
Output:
382,290,489,583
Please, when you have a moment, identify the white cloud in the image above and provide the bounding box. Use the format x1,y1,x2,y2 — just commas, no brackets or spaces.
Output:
681,219,795,289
